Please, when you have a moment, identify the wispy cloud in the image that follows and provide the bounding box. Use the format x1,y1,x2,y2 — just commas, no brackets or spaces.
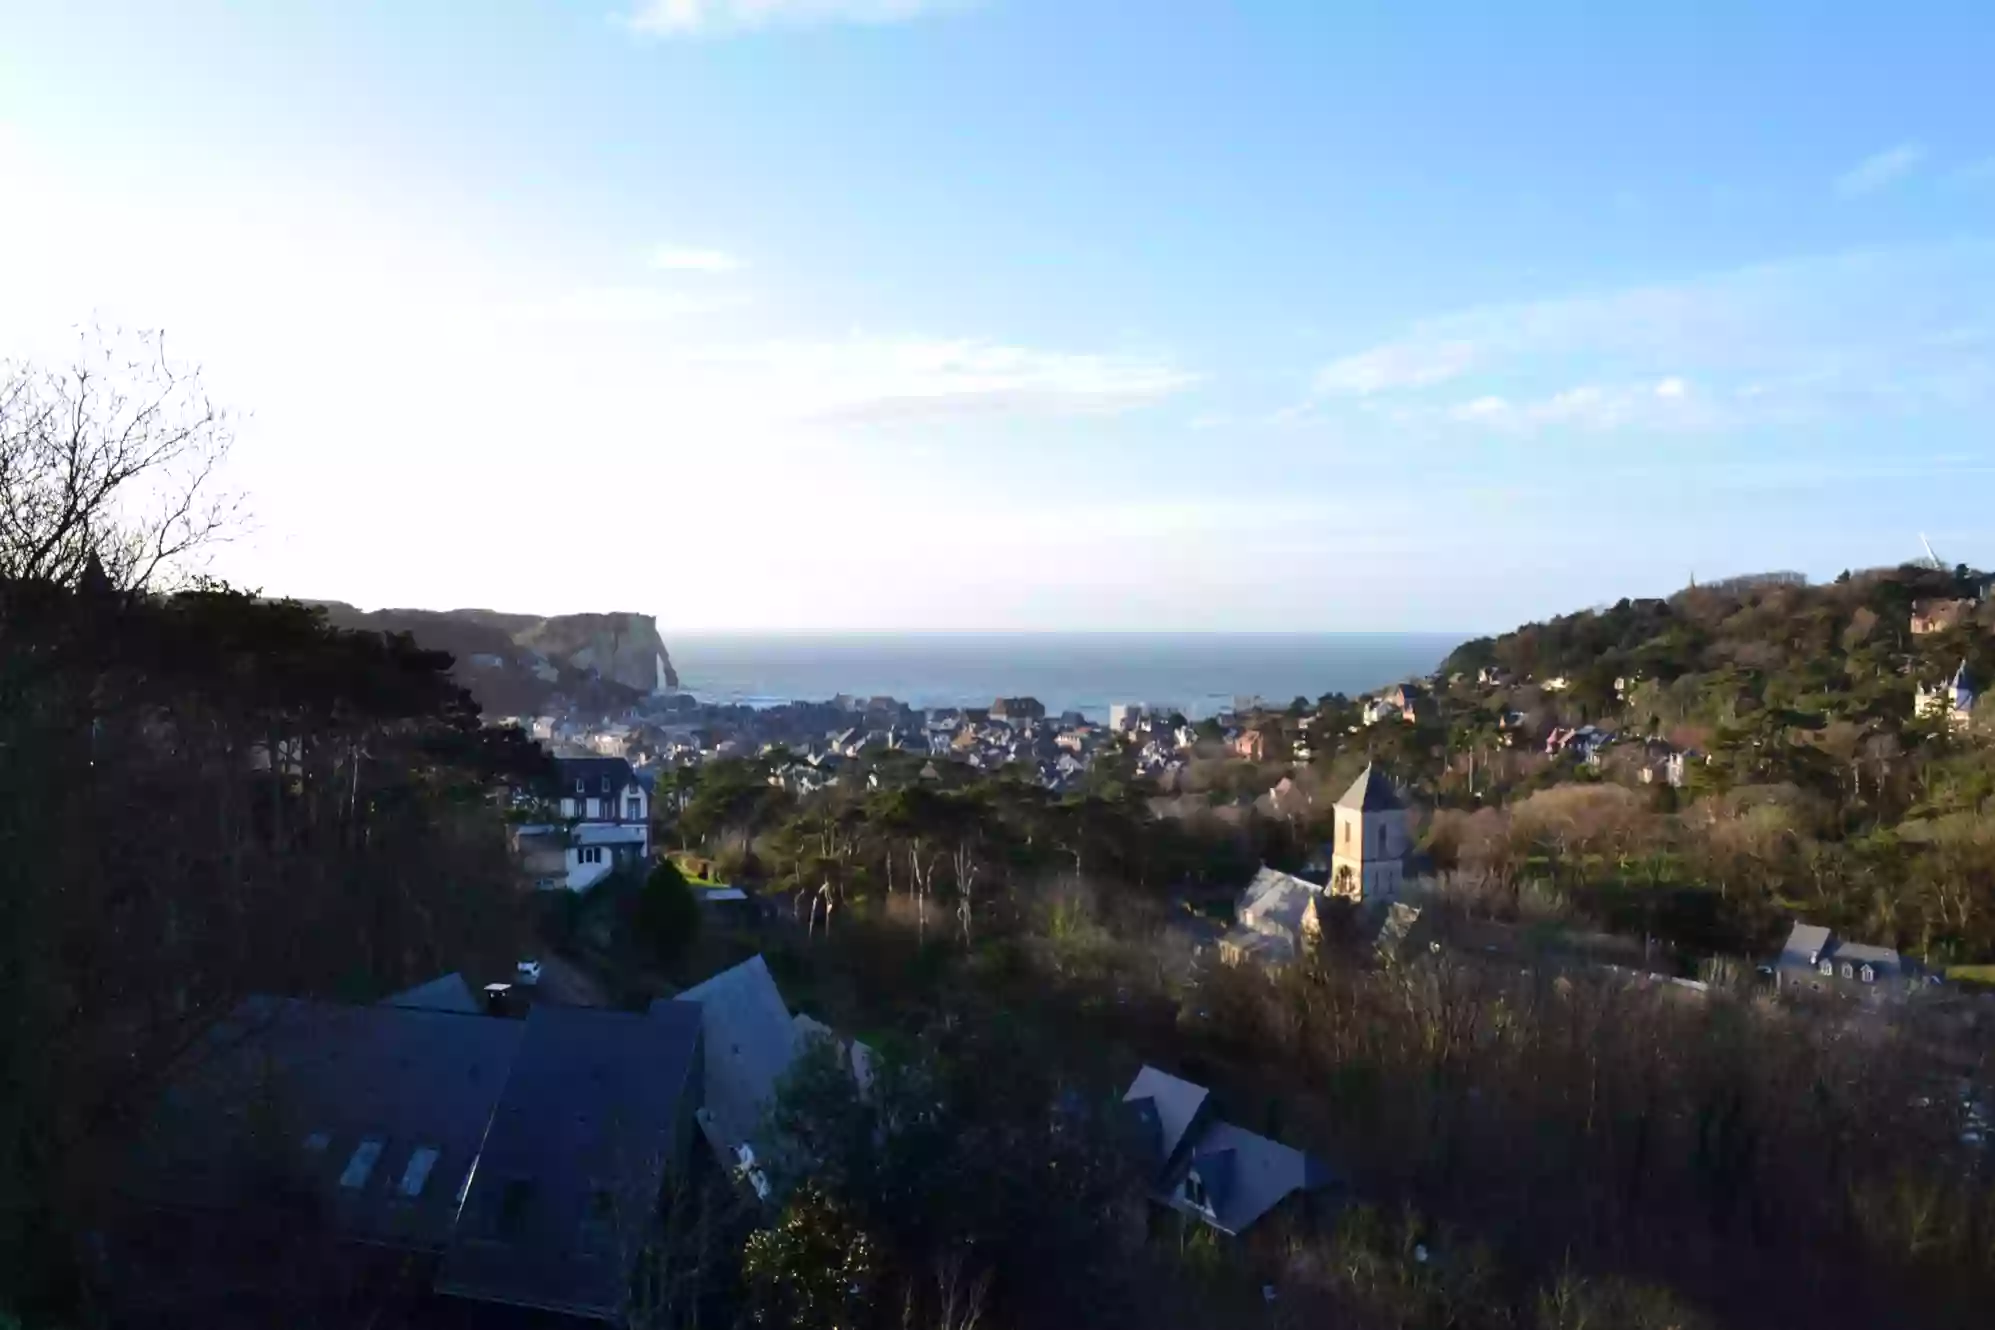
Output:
1437,379,1706,434
1313,339,1477,395
743,337,1199,424
1301,242,1995,434
623,0,965,38
1834,142,1928,197
647,242,742,273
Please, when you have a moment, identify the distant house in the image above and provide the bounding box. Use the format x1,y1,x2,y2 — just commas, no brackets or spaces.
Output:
1912,597,1976,635
1383,682,1430,722
1230,729,1269,761
1477,665,1510,687
553,757,651,838
1916,661,1977,732
117,986,704,1325
990,696,1047,723
1541,675,1572,693
1329,764,1409,902
1267,775,1312,819
1360,696,1401,726
1121,1066,1335,1236
1220,867,1322,967
1774,921,1913,997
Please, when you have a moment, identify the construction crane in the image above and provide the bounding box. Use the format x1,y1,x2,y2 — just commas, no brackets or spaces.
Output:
1920,533,1945,571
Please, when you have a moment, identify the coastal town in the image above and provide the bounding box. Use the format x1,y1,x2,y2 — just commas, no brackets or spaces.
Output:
505,692,1251,794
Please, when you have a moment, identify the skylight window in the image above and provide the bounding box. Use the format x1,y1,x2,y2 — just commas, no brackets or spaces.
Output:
339,1138,384,1189
399,1146,440,1197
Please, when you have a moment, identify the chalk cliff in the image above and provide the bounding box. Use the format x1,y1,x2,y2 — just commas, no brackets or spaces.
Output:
306,602,677,714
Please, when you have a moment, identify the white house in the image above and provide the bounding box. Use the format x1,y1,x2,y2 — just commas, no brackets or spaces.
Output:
1916,660,1977,733
518,757,652,890
564,823,648,891
554,756,651,834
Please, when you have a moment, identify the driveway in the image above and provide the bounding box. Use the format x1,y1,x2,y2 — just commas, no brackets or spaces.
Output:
534,951,611,1007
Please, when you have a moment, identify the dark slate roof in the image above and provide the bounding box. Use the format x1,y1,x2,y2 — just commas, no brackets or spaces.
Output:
1334,763,1403,812
554,756,639,795
663,956,802,1166
380,972,481,1014
129,997,523,1252
437,1001,703,1322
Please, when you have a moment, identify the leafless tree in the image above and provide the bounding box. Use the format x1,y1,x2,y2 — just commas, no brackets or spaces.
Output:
0,326,240,589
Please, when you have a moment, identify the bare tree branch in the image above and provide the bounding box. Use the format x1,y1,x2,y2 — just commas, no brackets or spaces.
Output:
0,325,242,590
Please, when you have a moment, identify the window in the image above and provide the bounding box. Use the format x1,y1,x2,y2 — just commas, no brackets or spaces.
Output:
600,776,611,794
399,1146,441,1198
1860,964,1876,984
577,846,604,865
1819,959,1834,977
626,797,641,820
575,778,585,795
1343,821,1351,845
1841,962,1854,980
339,1138,385,1190
1378,824,1388,855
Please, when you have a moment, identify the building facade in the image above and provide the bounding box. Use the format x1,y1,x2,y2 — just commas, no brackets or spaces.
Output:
1328,763,1409,903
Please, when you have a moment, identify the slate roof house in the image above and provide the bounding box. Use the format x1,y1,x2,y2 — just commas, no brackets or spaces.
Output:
1121,1065,1334,1236
1219,867,1322,968
1775,921,1915,997
515,756,653,890
114,977,704,1326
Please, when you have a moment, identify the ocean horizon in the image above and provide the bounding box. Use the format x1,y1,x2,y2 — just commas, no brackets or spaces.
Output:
662,632,1464,722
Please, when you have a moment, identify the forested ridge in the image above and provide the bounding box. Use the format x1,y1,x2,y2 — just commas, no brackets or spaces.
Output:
1415,564,1995,967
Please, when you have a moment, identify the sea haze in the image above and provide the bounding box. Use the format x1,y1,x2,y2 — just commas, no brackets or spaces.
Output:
664,633,1463,721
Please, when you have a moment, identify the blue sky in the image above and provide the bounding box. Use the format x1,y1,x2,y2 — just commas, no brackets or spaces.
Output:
3,0,1993,632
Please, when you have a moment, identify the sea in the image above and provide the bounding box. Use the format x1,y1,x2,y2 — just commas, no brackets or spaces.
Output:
663,633,1463,722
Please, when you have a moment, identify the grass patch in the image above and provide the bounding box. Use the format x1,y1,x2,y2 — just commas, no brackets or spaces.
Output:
1946,963,1995,987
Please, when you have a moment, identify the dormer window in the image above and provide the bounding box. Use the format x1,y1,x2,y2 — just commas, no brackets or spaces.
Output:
600,776,611,794
1183,1169,1211,1213
1818,959,1834,977
574,778,585,795
1840,962,1854,980
1860,964,1875,984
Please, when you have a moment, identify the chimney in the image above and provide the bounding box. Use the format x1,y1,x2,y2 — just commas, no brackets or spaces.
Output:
483,982,516,1018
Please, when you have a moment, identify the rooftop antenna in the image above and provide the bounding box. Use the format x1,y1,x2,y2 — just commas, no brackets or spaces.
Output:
1920,533,1944,570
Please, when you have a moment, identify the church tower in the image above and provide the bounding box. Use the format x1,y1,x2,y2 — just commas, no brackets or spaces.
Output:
1329,763,1408,902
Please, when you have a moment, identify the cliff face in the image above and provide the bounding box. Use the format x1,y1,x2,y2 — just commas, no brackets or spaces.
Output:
307,602,677,713
514,612,678,692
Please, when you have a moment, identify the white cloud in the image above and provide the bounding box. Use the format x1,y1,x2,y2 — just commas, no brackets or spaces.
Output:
623,0,964,38
725,337,1199,423
1298,242,1995,434
647,243,742,273
1313,338,1477,395
1834,142,1928,197
1449,395,1509,422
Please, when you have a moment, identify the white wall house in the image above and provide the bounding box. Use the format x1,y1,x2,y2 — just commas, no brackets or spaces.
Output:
524,757,653,890
565,824,649,891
